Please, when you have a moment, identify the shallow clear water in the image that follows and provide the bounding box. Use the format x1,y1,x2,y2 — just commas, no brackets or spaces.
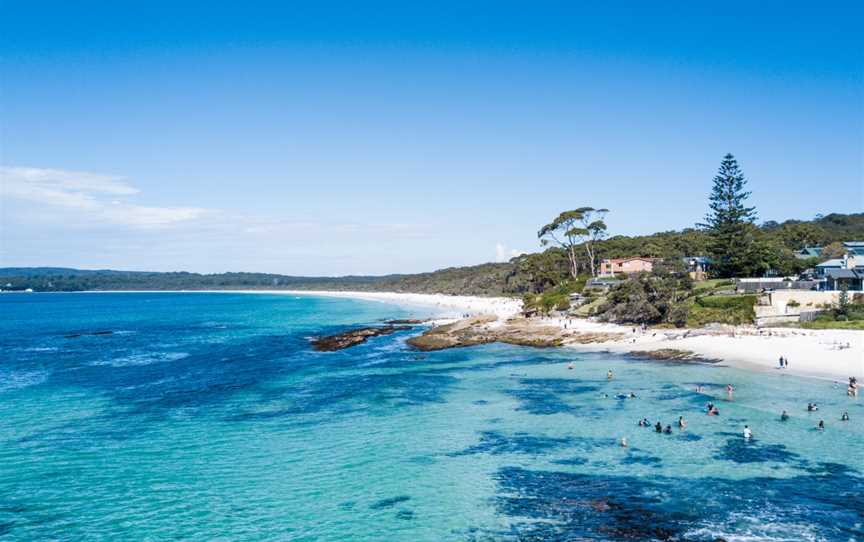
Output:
1,292,862,541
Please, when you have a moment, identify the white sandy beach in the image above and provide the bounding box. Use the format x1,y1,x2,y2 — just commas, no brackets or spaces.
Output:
283,290,864,381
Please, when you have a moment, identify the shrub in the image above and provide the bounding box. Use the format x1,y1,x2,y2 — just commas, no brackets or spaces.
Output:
786,299,800,308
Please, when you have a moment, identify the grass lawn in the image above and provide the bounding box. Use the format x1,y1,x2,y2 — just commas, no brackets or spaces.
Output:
800,319,864,330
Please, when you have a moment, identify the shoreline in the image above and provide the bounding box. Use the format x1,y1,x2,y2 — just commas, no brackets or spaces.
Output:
280,290,863,381
15,289,863,380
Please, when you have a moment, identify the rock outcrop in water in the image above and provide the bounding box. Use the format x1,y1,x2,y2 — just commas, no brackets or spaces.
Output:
311,326,411,351
627,348,721,364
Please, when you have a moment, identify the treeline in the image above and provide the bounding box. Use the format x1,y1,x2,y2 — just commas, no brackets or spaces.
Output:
2,212,861,296
506,212,864,295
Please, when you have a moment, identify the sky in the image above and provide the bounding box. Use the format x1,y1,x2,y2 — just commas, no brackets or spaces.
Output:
1,1,862,275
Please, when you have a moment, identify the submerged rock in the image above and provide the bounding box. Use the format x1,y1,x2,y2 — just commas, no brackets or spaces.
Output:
627,348,721,364
383,318,429,325
310,326,410,351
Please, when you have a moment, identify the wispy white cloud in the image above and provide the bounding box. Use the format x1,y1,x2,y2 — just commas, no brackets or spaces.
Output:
1,166,208,227
495,241,525,262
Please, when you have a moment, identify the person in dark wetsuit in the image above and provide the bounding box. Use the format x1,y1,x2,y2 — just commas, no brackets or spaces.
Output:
655,422,663,433
780,410,789,421
663,425,673,434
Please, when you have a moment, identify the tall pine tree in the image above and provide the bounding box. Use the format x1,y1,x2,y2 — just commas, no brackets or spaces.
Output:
700,154,758,278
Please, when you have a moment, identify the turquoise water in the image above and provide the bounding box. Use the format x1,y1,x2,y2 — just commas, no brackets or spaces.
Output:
1,292,862,541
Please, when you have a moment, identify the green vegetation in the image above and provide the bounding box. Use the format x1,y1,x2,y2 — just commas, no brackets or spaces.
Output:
522,277,587,315
595,262,693,327
686,295,757,327
700,154,761,278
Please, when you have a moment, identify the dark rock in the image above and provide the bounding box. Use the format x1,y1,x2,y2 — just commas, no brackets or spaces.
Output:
310,326,410,351
383,319,429,325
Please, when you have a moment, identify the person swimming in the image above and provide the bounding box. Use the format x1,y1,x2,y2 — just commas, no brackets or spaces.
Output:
817,420,825,430
708,406,719,416
663,425,672,434
841,412,850,421
780,410,790,421
743,425,752,439
655,422,663,433
678,416,686,429
807,403,818,412
620,437,628,448
607,370,614,380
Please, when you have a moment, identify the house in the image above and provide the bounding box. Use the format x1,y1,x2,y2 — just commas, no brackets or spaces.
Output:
681,256,711,280
815,254,863,277
599,257,656,276
845,241,864,257
795,246,823,260
823,269,864,291
815,253,864,290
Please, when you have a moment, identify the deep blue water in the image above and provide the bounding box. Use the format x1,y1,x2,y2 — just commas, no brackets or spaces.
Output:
1,292,862,541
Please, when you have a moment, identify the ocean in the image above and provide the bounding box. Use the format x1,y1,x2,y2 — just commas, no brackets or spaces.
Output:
1,292,862,541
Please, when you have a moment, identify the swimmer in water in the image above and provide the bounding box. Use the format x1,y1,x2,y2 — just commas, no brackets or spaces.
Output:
620,437,628,448
743,425,752,439
709,406,719,416
655,422,663,433
841,412,850,421
607,370,614,380
678,416,686,429
780,410,789,421
664,425,672,434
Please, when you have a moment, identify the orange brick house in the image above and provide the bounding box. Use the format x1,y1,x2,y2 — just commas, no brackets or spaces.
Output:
599,257,657,276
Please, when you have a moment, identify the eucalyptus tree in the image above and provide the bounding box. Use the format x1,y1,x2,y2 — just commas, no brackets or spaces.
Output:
538,207,609,278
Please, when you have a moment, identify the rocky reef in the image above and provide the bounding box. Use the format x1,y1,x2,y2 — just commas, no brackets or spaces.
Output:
311,326,411,351
407,315,572,351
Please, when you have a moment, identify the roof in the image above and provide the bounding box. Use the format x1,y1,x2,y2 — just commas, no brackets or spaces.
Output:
816,258,846,268
602,257,656,263
825,269,861,280
796,246,822,257
843,241,864,247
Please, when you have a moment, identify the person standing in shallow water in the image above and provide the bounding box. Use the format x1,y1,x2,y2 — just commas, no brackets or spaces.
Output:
678,416,686,429
743,425,752,439
607,370,614,380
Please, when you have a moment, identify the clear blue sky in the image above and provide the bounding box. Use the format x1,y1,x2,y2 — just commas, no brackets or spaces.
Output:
2,1,862,275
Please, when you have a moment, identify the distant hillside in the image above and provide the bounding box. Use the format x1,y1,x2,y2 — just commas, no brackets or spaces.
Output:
2,212,861,296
